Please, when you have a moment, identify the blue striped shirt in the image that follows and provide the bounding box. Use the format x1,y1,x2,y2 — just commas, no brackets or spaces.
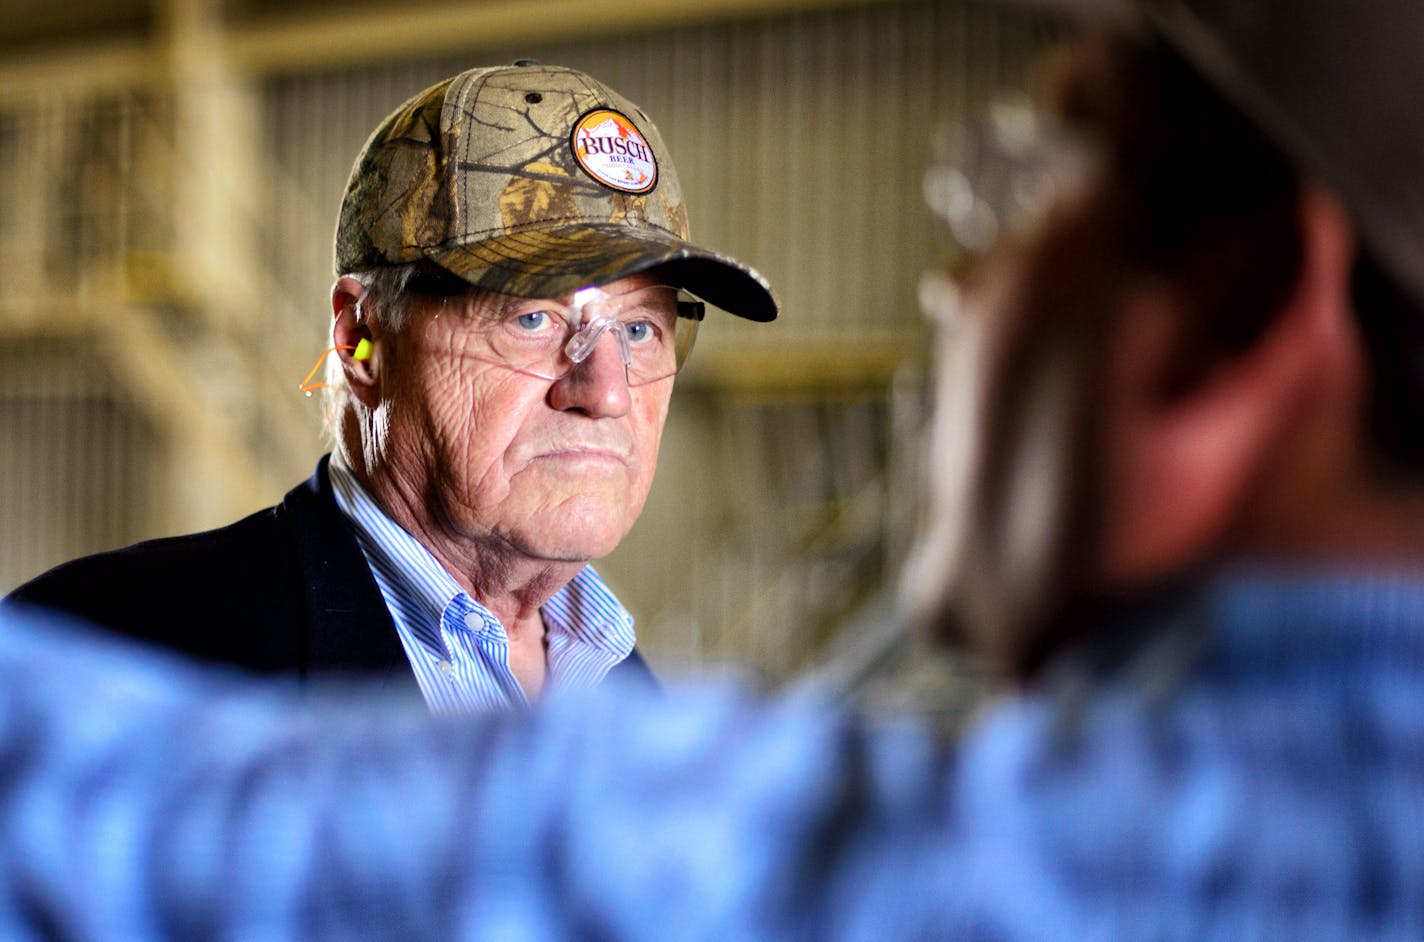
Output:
5,566,1424,937
327,458,636,713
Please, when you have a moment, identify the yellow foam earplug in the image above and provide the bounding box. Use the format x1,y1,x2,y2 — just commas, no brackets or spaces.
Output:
353,338,373,361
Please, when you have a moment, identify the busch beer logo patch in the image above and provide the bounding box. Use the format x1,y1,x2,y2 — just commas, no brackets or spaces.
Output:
571,109,658,194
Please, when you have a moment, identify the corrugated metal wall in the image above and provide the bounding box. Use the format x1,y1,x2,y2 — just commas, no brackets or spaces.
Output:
0,0,1052,684
0,339,160,590
0,92,175,588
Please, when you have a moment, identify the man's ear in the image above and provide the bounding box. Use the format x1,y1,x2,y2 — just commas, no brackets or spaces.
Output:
1097,188,1358,588
331,276,381,406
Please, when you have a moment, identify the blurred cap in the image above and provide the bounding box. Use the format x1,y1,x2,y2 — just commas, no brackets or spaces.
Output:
334,60,777,321
1016,0,1424,308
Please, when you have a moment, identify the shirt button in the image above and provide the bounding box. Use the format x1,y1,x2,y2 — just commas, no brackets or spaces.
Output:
438,660,454,677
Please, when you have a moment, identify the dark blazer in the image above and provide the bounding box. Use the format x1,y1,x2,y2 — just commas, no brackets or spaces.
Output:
6,456,656,694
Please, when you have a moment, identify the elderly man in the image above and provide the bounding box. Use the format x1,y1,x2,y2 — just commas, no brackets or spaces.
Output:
7,0,1424,937
5,62,776,708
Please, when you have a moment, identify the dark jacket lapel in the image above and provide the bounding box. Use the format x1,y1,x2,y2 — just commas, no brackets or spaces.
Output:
284,456,417,693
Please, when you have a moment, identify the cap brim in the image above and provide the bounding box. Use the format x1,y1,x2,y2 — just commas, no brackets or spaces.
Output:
426,223,778,322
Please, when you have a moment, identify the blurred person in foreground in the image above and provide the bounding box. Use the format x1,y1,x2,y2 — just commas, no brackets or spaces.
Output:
5,62,776,710
5,0,1424,937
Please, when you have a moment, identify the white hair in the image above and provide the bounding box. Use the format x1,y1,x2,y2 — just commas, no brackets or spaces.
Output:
322,263,449,463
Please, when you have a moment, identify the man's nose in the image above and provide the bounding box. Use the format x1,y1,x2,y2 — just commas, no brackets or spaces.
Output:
546,332,632,417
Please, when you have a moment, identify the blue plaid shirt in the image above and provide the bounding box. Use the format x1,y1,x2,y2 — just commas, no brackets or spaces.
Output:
327,458,636,712
2,564,1424,938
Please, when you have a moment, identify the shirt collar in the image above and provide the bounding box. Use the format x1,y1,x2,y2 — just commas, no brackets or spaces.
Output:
328,457,464,656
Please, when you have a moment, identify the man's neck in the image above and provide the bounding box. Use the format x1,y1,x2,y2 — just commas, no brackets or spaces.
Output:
351,460,585,639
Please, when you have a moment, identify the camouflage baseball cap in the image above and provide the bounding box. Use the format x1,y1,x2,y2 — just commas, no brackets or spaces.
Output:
335,61,777,321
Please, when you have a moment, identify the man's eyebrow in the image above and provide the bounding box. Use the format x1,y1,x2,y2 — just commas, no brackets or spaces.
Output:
483,295,522,316
474,294,559,319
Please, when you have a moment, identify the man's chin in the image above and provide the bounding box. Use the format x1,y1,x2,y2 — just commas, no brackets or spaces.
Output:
484,476,646,563
509,537,620,566
506,513,636,565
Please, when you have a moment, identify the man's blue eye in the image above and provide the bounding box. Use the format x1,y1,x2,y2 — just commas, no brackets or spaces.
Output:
625,321,653,344
516,311,547,331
